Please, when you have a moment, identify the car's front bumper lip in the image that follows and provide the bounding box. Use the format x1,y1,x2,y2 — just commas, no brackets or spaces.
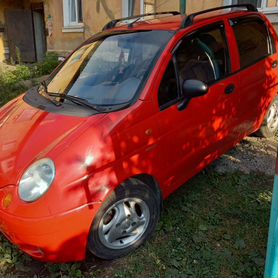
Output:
0,201,102,262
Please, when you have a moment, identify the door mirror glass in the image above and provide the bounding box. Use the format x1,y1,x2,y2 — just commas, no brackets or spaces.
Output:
182,79,208,98
178,79,208,111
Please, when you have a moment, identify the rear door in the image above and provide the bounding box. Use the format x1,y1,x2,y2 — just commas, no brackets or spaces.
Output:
154,22,241,194
229,15,278,136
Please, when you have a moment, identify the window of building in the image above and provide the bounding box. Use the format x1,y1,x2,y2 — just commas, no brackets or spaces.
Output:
63,0,83,32
122,0,156,17
231,0,278,13
122,0,137,16
231,18,271,68
235,0,262,7
267,0,278,8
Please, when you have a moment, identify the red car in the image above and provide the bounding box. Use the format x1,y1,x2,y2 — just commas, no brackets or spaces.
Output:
0,4,278,262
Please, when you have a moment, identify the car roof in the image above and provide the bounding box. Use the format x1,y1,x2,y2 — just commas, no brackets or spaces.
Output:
106,9,260,32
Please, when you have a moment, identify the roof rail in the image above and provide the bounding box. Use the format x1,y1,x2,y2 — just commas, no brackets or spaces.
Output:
102,11,180,31
181,4,258,28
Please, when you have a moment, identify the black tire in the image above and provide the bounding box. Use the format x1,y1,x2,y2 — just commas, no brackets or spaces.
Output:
256,97,278,138
88,179,161,260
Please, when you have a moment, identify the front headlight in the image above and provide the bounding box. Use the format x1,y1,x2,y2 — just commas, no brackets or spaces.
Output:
19,158,56,202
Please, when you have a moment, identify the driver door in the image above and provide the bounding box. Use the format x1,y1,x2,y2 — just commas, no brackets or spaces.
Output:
154,22,240,195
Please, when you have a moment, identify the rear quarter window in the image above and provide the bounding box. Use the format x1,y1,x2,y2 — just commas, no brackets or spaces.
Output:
231,17,274,68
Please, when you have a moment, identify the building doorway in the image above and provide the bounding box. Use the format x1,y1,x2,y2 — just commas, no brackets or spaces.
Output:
5,2,46,63
32,3,47,62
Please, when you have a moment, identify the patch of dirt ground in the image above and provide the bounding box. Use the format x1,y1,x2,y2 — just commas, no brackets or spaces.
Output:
0,62,16,72
213,135,278,175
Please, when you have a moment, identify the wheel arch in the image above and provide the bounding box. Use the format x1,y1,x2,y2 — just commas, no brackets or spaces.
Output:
130,173,163,212
87,173,163,259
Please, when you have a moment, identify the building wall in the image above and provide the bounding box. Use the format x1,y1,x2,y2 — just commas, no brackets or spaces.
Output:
42,0,85,52
42,0,130,53
45,0,226,53
149,0,223,13
154,0,180,12
0,32,5,62
187,0,225,13
83,0,123,40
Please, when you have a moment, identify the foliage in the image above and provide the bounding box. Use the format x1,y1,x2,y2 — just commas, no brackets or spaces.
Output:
0,170,273,278
0,67,27,106
32,52,60,77
0,53,60,106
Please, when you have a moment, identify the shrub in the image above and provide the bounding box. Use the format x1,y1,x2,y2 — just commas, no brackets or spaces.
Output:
13,65,32,80
32,52,60,77
0,52,60,106
0,69,27,106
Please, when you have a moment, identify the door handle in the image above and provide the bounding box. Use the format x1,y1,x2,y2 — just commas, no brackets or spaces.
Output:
272,61,278,68
225,84,235,95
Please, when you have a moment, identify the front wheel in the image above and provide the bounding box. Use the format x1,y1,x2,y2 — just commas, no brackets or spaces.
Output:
88,179,160,260
256,97,278,138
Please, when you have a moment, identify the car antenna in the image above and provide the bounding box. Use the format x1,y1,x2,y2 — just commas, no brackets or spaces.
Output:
128,17,142,28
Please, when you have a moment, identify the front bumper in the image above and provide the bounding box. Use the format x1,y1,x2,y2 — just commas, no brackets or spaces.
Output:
0,201,102,262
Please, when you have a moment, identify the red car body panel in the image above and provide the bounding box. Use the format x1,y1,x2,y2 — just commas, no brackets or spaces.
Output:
0,10,277,262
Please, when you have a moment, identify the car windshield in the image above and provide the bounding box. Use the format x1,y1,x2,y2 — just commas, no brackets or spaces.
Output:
46,31,173,106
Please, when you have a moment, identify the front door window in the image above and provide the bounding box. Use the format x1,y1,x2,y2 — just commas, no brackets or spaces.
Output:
175,23,230,86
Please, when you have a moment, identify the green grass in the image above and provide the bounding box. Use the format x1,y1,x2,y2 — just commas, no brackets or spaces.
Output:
0,53,60,106
0,170,274,278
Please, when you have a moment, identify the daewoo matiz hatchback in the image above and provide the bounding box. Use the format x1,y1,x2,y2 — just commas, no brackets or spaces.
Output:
0,4,278,262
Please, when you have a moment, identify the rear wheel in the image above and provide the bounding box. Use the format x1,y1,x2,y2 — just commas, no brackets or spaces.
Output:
88,179,160,260
256,97,278,138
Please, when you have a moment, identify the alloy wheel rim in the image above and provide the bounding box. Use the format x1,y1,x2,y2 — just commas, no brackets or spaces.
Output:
267,102,278,132
98,198,150,250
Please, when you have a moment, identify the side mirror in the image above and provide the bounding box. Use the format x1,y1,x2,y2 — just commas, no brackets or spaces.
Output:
178,79,208,111
182,79,208,98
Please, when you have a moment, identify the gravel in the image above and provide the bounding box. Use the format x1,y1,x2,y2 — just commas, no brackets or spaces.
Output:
213,135,278,175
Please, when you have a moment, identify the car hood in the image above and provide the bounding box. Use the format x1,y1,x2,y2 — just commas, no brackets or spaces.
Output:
0,96,106,187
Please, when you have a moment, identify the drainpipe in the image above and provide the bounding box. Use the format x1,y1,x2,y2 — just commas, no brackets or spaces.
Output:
264,172,278,278
180,0,186,14
129,0,135,16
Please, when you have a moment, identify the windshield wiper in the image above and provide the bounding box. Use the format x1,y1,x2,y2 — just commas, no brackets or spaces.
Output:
40,80,48,93
38,81,62,106
47,93,106,113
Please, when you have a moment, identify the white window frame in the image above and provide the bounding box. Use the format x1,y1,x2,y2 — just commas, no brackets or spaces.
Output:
122,0,129,17
261,0,278,13
122,0,145,17
140,0,144,14
63,0,84,33
229,0,278,13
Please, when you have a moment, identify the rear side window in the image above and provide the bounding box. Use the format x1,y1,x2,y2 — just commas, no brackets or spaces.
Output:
231,17,273,68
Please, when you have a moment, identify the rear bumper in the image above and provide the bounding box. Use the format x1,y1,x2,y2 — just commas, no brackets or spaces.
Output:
0,202,101,262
